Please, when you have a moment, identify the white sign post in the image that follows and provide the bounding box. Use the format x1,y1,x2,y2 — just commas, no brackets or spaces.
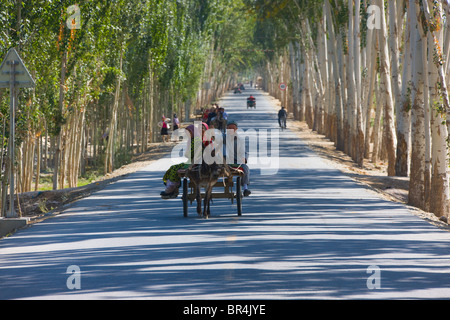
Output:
0,48,35,217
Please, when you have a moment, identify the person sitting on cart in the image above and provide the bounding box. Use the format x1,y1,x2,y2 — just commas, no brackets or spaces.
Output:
212,107,228,132
206,106,217,125
247,95,256,107
161,123,209,199
219,107,228,121
202,108,210,122
223,120,251,197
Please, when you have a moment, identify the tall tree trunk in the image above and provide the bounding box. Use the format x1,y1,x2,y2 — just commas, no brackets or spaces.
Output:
337,32,346,152
408,0,426,209
377,0,397,176
395,4,412,177
425,0,450,217
105,46,123,174
422,0,450,153
372,75,383,163
325,0,342,148
353,0,364,167
364,28,377,160
53,50,67,190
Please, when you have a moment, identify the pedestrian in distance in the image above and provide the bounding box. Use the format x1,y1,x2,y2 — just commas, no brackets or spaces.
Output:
173,114,180,131
278,106,287,129
160,116,169,143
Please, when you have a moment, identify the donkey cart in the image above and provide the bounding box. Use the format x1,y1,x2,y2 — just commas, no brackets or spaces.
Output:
247,100,256,109
177,166,244,217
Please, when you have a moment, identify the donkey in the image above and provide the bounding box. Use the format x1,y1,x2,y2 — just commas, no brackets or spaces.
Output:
213,109,227,132
187,162,231,218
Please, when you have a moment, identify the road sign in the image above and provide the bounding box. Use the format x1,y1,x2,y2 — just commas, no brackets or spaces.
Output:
0,48,35,218
279,83,286,91
0,48,35,88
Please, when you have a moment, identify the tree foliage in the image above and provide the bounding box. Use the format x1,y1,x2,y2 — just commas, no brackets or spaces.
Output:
0,0,265,204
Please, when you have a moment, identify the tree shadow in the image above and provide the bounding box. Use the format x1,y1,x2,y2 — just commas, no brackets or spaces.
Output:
2,166,450,299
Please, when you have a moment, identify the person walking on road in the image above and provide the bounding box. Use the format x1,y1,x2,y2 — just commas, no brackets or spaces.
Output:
173,114,180,131
160,116,170,142
278,106,287,129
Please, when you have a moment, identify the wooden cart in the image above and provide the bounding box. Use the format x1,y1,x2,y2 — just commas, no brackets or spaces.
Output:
177,166,244,217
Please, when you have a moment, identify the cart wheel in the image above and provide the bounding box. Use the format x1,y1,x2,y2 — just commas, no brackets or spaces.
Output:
182,178,188,217
236,177,242,216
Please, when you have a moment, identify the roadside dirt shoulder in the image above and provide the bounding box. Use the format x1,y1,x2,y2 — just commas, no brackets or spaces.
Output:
17,142,177,222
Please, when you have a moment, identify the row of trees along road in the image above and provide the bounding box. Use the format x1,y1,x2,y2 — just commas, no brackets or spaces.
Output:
1,0,450,220
253,0,450,219
0,0,262,216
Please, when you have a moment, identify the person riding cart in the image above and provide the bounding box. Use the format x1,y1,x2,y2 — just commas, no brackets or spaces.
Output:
247,95,256,109
161,123,209,199
223,120,251,196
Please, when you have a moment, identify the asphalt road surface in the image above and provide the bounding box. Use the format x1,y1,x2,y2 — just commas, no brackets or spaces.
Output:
2,86,450,300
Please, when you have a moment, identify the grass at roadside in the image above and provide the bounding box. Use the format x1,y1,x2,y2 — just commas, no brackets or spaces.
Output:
35,170,104,191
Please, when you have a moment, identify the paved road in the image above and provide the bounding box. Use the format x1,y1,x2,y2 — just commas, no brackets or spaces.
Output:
2,86,450,299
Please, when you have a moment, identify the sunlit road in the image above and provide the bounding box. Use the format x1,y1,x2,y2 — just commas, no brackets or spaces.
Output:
2,86,450,299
